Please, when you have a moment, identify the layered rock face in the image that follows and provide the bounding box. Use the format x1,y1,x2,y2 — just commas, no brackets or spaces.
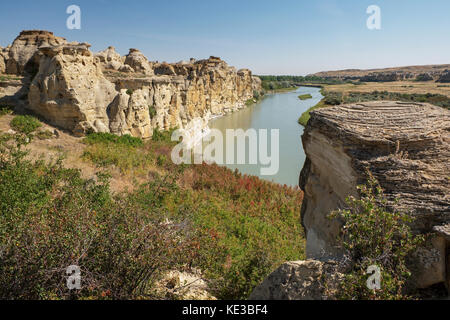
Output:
108,57,255,137
300,101,449,287
252,101,449,299
1,30,261,139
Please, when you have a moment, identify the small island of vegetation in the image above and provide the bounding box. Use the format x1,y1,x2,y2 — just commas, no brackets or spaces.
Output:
298,94,312,100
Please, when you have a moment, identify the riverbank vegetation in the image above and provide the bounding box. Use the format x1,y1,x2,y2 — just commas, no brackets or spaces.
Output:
0,122,305,300
298,94,312,100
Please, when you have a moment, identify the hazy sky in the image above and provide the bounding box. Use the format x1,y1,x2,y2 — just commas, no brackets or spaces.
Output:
1,0,449,75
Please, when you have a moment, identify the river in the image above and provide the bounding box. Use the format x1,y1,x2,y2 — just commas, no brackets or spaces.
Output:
206,86,323,187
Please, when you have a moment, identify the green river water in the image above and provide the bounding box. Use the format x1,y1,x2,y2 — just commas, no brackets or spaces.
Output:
207,86,323,187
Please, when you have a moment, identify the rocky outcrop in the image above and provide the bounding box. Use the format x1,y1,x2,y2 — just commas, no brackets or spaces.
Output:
108,89,153,139
299,101,449,286
0,30,261,138
416,73,434,81
28,43,117,135
124,49,154,75
437,70,450,83
95,46,125,71
250,260,343,300
108,56,257,137
251,101,449,299
360,72,403,82
6,30,66,75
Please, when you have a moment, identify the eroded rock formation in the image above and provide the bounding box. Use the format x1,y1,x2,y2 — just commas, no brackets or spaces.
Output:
28,43,117,135
124,48,154,75
252,101,450,299
0,30,262,139
6,30,66,75
300,101,449,262
95,46,125,71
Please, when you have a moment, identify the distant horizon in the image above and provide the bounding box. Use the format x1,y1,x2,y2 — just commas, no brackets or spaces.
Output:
1,0,450,75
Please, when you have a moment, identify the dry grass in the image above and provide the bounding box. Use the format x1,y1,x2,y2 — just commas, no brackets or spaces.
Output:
0,115,142,192
323,81,450,97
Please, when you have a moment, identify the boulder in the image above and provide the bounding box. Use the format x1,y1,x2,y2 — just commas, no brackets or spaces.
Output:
6,30,66,75
124,48,154,75
249,260,343,300
299,101,450,288
28,43,117,135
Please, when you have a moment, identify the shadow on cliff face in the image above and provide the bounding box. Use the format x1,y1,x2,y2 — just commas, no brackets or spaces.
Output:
0,76,31,113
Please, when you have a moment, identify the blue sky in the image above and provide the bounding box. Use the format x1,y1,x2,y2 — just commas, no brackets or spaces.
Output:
1,0,449,75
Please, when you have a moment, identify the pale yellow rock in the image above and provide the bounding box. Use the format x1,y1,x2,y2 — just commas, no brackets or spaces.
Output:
109,89,152,139
28,43,117,135
95,46,125,71
124,48,154,75
157,270,216,300
6,30,262,140
6,30,66,75
299,101,450,290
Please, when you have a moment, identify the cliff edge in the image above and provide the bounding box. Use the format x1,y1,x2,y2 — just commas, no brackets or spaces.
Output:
251,101,450,299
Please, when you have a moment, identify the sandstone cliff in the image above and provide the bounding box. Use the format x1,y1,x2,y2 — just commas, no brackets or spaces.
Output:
0,30,262,139
28,43,117,135
252,101,450,299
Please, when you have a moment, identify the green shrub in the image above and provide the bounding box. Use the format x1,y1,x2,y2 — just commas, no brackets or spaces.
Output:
329,174,424,300
0,106,13,117
156,154,167,167
10,115,42,134
82,134,149,172
84,133,143,147
149,105,157,118
176,164,305,299
35,130,54,140
245,99,255,106
323,92,343,105
152,128,177,144
1,129,306,300
0,134,199,299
